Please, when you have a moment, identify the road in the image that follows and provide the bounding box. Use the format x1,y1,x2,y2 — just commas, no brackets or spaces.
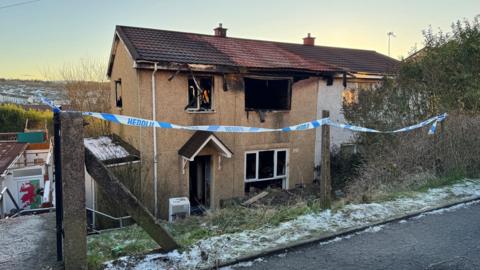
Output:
243,201,480,270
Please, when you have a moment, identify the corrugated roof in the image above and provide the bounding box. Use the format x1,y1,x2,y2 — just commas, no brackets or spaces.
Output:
84,136,140,165
0,142,27,175
113,25,399,75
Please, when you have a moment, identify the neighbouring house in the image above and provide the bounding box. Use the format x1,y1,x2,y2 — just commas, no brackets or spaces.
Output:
105,24,398,219
0,123,53,216
306,34,399,171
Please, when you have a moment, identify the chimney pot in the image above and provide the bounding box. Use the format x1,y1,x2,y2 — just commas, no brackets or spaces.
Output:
214,23,227,37
303,33,315,46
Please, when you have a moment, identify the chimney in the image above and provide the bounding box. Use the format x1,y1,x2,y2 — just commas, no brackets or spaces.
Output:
214,23,227,37
303,33,315,46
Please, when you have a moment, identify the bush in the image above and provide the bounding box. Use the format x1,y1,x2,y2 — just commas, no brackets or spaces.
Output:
330,147,363,192
0,104,52,133
343,16,480,202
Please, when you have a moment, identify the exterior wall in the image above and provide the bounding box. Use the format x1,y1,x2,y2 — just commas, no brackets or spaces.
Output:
149,72,317,218
110,39,318,219
109,39,142,149
314,79,353,168
314,78,382,168
111,39,324,218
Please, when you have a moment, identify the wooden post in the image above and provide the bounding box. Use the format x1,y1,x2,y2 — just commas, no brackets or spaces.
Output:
60,112,87,269
85,148,180,251
320,110,332,208
434,119,444,175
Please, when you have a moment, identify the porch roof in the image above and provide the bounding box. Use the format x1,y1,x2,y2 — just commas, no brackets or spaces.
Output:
178,131,233,161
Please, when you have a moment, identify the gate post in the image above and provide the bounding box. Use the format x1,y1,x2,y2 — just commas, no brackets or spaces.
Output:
320,110,332,208
60,112,87,269
53,111,63,261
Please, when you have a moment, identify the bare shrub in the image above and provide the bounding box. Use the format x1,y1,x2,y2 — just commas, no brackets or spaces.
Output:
42,58,111,136
60,59,110,137
346,113,480,202
343,18,480,202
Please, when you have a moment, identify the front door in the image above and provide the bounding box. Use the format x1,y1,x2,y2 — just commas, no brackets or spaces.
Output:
189,155,211,210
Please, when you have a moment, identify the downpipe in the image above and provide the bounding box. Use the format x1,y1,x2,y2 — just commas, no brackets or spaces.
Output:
152,63,159,218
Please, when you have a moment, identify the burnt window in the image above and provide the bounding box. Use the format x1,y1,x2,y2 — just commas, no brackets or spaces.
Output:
258,151,274,179
244,149,288,193
115,79,122,108
186,76,213,111
244,78,291,110
246,153,257,180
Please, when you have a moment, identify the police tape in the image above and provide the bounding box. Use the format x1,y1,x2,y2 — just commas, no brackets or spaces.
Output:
41,97,447,134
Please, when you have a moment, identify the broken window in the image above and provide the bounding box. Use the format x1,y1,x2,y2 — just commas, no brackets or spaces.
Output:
246,153,257,180
115,79,122,108
342,88,358,105
244,77,291,111
244,149,288,193
186,76,213,111
276,151,286,176
258,151,274,179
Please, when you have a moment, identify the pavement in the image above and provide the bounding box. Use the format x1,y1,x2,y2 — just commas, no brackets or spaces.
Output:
0,212,62,270
242,201,480,270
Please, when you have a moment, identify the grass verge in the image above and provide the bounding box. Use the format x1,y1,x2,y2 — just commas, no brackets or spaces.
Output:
87,174,468,269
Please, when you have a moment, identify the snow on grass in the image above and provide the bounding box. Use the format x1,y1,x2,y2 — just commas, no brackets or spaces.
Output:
105,179,480,270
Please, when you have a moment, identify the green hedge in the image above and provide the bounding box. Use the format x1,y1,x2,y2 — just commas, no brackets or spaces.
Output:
0,104,52,133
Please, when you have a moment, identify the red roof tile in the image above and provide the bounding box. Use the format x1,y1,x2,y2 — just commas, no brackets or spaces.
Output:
114,25,399,75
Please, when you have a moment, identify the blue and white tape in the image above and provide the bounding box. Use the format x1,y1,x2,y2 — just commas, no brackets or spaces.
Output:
42,97,447,134
41,97,61,113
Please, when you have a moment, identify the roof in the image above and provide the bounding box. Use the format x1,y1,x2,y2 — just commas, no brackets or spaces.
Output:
84,136,140,165
0,142,27,175
178,131,233,161
110,25,399,76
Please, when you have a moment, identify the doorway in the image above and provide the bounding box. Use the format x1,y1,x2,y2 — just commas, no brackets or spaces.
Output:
189,155,212,212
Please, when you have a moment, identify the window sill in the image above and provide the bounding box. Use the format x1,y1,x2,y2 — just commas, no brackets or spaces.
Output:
245,176,286,183
185,110,216,114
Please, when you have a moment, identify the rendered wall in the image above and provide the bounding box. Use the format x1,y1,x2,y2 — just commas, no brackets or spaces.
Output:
110,39,319,218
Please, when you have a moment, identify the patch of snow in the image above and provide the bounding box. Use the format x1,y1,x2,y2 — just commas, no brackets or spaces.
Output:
104,179,480,270
84,136,130,161
364,225,384,233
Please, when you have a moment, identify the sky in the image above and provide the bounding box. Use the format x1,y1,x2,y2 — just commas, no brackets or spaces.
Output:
0,0,478,80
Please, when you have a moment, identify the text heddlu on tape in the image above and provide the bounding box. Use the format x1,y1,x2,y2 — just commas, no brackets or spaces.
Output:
42,97,447,135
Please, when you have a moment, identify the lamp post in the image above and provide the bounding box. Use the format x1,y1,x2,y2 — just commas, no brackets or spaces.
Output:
387,31,396,57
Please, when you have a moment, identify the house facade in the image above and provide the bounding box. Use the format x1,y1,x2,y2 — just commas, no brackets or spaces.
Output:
106,24,397,219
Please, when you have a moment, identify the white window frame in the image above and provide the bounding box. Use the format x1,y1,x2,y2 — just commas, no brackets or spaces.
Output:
244,149,289,189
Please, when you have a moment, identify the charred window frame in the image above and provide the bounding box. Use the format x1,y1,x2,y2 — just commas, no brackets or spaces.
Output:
115,79,122,108
186,76,213,112
244,77,292,111
244,149,288,192
342,88,358,105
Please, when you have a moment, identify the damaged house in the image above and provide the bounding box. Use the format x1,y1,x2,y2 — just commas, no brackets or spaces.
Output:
105,24,398,219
